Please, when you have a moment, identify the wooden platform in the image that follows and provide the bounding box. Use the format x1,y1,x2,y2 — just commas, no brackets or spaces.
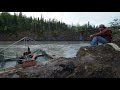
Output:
0,60,37,75
16,60,37,68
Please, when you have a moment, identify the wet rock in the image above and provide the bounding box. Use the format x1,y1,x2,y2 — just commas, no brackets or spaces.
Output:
14,58,76,78
70,62,118,78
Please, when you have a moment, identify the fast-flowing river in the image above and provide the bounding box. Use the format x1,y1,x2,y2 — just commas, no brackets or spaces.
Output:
0,41,90,69
0,41,90,58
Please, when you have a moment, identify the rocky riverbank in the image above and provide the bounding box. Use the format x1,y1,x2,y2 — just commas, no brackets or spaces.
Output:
0,33,120,78
0,30,97,41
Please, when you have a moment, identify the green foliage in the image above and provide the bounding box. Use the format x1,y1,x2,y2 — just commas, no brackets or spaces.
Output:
109,18,120,36
38,30,44,37
73,22,95,32
0,12,66,34
112,30,120,35
0,12,96,33
52,30,60,37
109,18,120,30
0,12,97,40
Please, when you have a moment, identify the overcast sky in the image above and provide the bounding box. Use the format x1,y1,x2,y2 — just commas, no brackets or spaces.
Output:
9,12,120,26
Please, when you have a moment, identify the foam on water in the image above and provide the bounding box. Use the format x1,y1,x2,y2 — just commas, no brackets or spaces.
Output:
0,41,90,69
0,41,90,58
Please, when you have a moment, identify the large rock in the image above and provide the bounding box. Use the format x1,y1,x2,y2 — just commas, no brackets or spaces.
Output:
74,44,120,78
112,33,120,45
16,58,76,78
76,44,120,65
0,57,76,78
73,33,120,78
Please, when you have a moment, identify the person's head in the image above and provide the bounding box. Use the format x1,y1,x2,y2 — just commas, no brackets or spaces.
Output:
98,24,106,31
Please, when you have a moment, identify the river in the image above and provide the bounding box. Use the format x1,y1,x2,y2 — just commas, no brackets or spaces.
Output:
0,41,90,69
0,41,90,58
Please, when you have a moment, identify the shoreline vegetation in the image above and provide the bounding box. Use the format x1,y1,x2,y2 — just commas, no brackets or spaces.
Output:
0,12,120,41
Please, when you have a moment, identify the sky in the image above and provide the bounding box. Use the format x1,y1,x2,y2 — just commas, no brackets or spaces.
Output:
9,12,120,27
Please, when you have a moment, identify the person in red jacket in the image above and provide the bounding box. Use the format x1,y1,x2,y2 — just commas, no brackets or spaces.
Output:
90,24,112,46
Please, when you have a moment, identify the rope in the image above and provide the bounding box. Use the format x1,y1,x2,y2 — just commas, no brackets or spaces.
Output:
26,37,44,51
0,37,45,63
0,37,26,53
0,54,15,58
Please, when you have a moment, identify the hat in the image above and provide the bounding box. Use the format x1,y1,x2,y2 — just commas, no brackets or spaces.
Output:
99,24,106,28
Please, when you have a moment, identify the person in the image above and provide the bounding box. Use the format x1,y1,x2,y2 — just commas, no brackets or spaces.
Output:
90,24,112,46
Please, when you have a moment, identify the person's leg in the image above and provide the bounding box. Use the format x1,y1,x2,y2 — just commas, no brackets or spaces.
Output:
91,37,98,46
91,36,108,46
97,36,108,44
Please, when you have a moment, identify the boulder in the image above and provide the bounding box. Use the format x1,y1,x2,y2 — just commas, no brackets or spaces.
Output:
112,33,120,46
0,57,76,78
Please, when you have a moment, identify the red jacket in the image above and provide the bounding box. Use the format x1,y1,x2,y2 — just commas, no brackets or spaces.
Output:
93,28,112,42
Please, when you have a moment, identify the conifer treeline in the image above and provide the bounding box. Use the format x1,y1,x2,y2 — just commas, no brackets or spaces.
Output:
0,12,96,33
0,12,119,41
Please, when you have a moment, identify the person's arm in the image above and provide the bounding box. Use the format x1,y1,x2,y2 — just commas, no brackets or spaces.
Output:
91,29,108,37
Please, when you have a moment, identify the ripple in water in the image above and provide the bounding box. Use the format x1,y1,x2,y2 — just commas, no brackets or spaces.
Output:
0,41,90,58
